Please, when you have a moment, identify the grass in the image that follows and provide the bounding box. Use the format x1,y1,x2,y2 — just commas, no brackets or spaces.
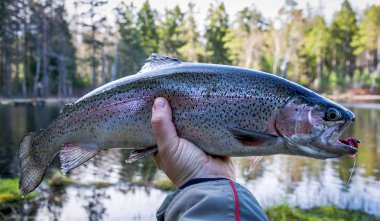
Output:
47,171,73,189
153,178,176,191
47,171,112,189
0,178,38,204
265,205,380,221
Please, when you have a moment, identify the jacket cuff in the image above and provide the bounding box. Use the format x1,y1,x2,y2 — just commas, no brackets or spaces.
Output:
179,177,228,189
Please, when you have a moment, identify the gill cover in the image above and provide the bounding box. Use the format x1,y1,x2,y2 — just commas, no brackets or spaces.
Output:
275,97,325,141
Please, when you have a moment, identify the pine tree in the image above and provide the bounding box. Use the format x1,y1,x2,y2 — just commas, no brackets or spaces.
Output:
178,2,202,62
331,0,358,77
352,6,380,71
225,6,267,68
137,1,159,55
302,15,329,90
159,5,186,57
75,0,108,88
115,2,146,77
204,2,231,64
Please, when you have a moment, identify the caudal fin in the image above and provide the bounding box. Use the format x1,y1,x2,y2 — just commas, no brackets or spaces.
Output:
18,132,48,196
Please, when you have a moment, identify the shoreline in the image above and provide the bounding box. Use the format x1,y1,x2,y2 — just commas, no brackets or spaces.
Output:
1,95,380,107
0,97,78,106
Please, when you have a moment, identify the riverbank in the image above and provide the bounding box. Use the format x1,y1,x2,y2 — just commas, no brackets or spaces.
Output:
326,94,380,103
0,97,77,106
1,94,380,106
1,177,379,220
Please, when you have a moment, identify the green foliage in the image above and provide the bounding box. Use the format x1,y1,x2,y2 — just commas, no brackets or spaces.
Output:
352,6,380,55
116,2,146,77
0,178,38,203
137,1,159,55
204,2,231,64
1,0,380,96
331,0,359,77
302,16,329,59
153,177,176,191
158,5,186,57
73,75,92,89
265,205,380,221
47,171,73,190
178,2,204,62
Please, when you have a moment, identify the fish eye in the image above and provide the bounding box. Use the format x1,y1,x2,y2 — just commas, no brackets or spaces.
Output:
326,107,342,121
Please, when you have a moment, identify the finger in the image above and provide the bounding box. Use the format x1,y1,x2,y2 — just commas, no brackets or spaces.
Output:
151,97,178,151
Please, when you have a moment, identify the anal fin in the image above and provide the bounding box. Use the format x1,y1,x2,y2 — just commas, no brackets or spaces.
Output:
125,146,158,164
60,144,99,175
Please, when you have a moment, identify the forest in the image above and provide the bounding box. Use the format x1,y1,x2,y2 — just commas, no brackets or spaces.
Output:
0,0,379,98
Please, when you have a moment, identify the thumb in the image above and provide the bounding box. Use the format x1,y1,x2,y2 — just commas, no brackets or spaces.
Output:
151,97,178,151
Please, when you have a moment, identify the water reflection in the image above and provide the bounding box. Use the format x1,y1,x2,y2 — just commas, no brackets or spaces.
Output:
0,104,380,219
34,185,166,221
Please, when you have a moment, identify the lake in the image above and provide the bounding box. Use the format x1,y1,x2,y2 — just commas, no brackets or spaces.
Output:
0,103,379,220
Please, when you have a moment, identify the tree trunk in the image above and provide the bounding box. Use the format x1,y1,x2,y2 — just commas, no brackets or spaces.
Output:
33,46,41,97
280,46,292,79
58,57,63,97
332,48,337,73
3,50,11,96
111,42,119,81
377,36,380,70
272,34,281,74
244,33,255,68
369,37,380,91
42,15,49,97
62,59,68,96
101,48,106,85
22,9,28,98
316,55,322,91
15,37,20,96
91,2,97,88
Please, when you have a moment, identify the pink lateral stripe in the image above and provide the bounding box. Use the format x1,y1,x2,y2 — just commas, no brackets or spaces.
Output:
229,180,241,221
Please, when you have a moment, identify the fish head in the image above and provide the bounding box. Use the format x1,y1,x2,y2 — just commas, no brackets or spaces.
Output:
274,96,358,159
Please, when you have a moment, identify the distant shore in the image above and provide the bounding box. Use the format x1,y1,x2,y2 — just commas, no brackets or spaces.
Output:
0,97,78,106
0,94,379,106
326,94,380,103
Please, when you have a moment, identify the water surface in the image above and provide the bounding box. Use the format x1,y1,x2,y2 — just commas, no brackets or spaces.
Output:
0,103,379,220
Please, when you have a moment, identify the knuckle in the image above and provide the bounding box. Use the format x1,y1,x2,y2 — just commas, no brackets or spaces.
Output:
151,115,165,126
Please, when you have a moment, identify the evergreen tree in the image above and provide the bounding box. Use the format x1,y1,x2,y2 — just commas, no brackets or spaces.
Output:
178,2,202,62
352,5,380,71
137,1,159,55
225,6,267,68
75,0,108,88
331,0,358,77
302,15,329,90
159,5,186,58
115,2,146,77
204,2,231,64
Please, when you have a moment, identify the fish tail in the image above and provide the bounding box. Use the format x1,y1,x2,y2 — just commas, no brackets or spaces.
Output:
18,132,50,196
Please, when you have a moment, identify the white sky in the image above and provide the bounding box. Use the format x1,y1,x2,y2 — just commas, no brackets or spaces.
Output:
65,0,379,32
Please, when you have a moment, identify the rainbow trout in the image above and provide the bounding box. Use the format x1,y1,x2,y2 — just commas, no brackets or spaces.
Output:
18,54,358,195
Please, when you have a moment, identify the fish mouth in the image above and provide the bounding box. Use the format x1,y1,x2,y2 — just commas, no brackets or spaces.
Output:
322,121,358,156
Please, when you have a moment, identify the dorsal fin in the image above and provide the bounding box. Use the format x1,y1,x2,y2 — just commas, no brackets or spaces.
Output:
139,54,181,74
60,103,73,114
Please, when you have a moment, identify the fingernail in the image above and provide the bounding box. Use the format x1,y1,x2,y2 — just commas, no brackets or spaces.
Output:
154,98,166,110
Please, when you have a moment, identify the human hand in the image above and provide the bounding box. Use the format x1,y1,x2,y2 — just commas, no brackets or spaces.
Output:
150,97,236,187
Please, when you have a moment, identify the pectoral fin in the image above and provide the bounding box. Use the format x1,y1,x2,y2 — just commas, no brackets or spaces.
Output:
227,127,279,146
60,144,99,175
125,146,158,164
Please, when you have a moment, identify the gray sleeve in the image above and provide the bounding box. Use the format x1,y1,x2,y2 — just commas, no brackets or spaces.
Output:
156,179,269,221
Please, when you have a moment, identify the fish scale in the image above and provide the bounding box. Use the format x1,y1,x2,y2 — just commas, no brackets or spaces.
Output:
18,54,358,195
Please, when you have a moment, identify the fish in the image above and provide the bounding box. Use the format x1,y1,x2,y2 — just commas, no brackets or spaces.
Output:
18,54,358,195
